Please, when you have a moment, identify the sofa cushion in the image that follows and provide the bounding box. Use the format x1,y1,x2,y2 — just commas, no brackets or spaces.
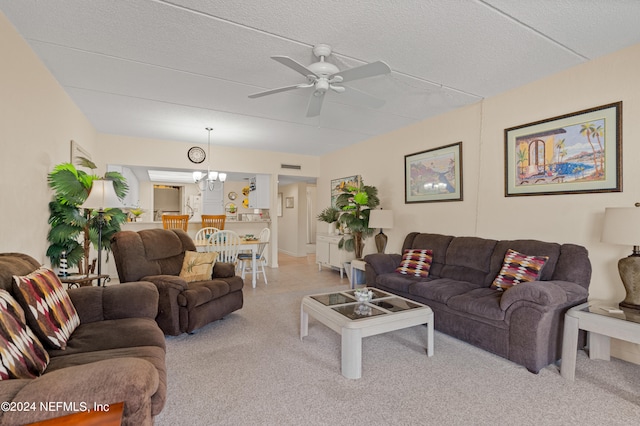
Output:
440,237,497,283
396,249,433,277
12,268,80,350
446,288,505,321
0,289,49,380
47,317,165,357
408,278,481,305
179,280,232,309
376,272,425,294
179,251,218,282
491,249,548,291
404,233,453,277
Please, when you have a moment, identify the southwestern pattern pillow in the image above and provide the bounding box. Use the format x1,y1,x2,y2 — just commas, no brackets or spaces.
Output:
396,249,433,278
491,249,549,291
179,251,218,282
13,267,80,350
0,289,49,380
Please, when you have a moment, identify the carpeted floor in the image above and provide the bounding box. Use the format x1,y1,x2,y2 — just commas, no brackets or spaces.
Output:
154,254,640,426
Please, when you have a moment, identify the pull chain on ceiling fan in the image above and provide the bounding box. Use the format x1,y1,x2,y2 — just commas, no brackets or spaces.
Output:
249,44,391,117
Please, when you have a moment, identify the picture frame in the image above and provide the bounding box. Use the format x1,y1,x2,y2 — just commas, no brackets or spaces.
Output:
330,175,361,208
285,197,294,208
405,142,463,203
70,140,91,165
504,102,622,197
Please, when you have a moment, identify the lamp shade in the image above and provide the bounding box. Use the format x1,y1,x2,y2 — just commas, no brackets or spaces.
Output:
80,180,123,211
368,209,394,229
601,207,640,246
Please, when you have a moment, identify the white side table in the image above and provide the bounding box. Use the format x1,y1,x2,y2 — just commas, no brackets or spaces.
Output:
350,259,367,288
561,300,640,381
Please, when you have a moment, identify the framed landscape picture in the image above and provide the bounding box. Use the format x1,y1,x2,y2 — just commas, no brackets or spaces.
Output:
504,102,622,197
331,175,361,208
405,142,463,203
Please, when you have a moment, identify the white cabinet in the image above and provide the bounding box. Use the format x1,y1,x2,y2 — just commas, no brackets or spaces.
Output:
202,184,224,214
316,233,354,278
248,174,270,209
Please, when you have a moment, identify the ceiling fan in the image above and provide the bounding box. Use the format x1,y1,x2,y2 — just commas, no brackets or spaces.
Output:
249,44,391,117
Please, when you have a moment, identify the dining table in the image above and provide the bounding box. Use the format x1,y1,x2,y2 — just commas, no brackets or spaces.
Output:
194,238,263,288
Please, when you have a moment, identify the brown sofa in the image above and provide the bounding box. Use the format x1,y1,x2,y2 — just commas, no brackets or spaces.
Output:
111,228,244,335
0,253,166,426
365,232,591,373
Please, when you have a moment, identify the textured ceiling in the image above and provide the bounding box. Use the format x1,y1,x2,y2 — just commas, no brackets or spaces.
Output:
2,0,640,158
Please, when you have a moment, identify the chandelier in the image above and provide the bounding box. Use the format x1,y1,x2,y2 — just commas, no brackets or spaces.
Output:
193,127,226,191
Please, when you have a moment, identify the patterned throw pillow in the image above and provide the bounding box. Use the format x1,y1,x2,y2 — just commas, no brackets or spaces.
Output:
13,267,80,350
491,249,549,291
395,249,433,278
179,251,218,282
0,289,49,380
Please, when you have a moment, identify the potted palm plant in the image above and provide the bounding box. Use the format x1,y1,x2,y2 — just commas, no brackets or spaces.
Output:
317,206,340,234
335,180,380,259
46,157,128,274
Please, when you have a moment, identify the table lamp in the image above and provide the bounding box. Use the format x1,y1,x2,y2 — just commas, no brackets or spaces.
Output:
368,209,394,253
601,206,640,309
80,180,123,285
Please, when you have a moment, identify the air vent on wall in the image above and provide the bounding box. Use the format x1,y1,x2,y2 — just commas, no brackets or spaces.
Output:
281,164,302,170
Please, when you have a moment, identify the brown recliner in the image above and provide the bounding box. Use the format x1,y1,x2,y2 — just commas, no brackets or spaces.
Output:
111,228,243,335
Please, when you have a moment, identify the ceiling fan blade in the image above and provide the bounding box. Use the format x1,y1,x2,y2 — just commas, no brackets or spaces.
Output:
306,93,325,117
248,84,304,98
271,56,319,78
333,61,391,83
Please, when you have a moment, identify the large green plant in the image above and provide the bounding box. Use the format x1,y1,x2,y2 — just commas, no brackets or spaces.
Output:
335,180,380,259
46,158,128,274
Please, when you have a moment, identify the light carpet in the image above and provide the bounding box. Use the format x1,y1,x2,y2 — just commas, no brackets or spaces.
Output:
154,285,640,426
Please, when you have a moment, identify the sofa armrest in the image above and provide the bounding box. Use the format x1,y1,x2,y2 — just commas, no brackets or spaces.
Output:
68,281,159,323
364,253,402,275
2,358,158,426
499,280,587,311
213,262,236,278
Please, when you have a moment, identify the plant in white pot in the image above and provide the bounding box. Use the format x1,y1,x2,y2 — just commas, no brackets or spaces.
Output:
317,206,340,234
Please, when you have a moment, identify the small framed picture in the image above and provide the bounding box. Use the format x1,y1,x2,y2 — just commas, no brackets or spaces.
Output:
285,197,294,208
405,142,463,203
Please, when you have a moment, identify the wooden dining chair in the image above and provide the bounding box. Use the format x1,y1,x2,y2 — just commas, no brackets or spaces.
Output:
162,214,189,232
202,214,226,230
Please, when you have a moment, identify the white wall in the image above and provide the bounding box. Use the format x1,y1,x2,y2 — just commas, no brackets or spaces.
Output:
319,43,640,364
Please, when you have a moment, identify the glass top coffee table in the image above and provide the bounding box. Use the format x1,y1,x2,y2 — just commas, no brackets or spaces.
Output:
300,287,434,379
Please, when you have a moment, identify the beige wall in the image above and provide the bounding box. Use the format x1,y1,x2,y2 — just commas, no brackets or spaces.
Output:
319,43,640,363
0,14,98,260
277,182,311,257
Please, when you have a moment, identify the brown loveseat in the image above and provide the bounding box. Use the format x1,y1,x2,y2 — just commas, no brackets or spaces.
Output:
365,232,591,373
0,253,166,426
111,228,244,335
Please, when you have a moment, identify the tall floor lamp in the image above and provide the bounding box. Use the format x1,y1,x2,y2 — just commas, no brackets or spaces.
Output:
368,209,394,254
601,206,640,309
80,180,123,286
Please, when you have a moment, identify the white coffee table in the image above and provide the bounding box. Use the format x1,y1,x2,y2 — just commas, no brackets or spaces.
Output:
300,288,434,379
561,300,640,381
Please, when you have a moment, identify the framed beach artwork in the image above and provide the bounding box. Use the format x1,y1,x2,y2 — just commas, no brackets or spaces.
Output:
331,175,361,208
504,102,622,197
405,142,463,203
